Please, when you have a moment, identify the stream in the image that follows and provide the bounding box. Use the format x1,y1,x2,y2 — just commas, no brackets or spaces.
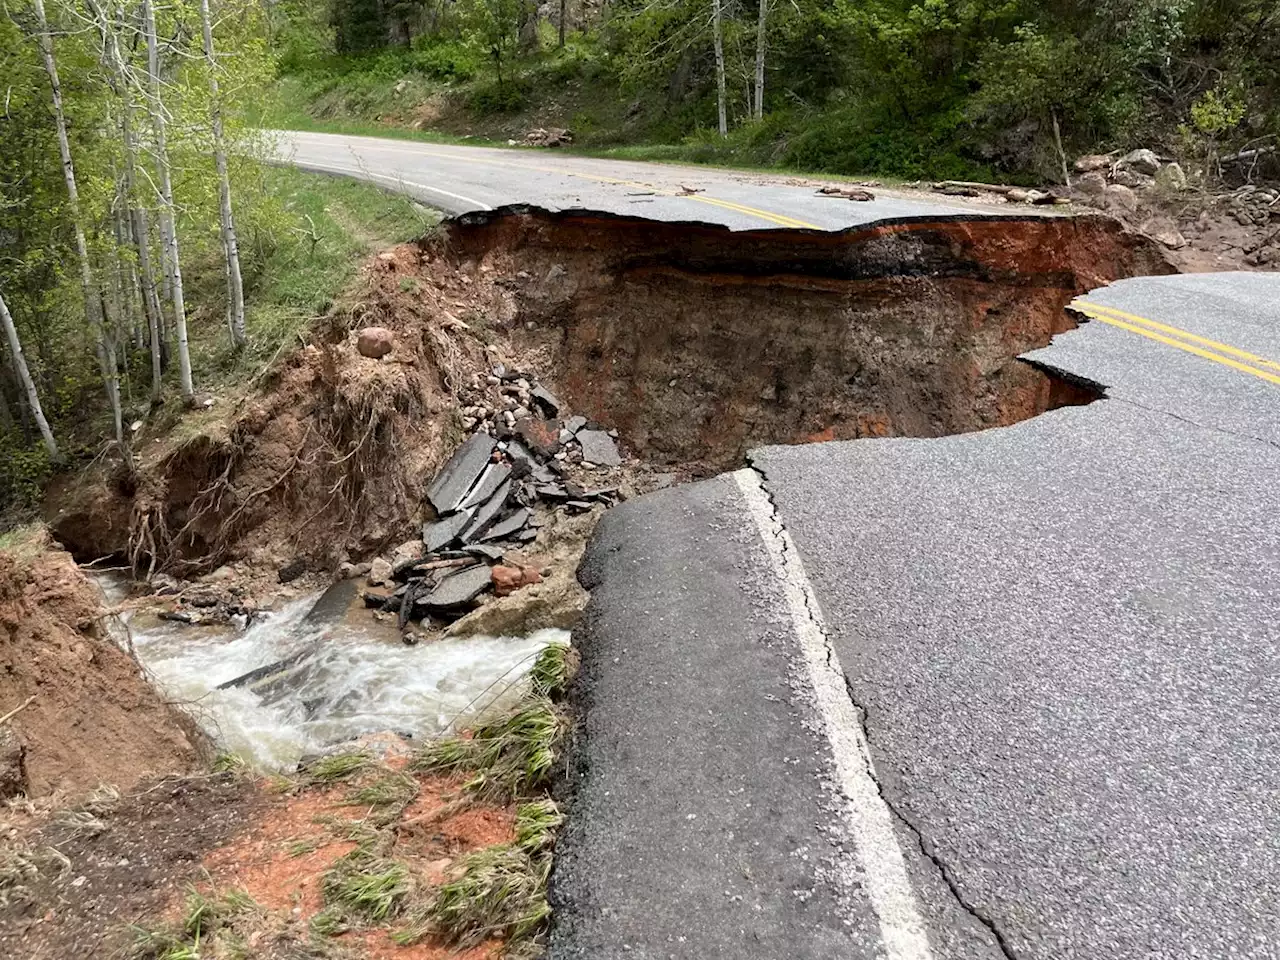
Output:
97,574,566,770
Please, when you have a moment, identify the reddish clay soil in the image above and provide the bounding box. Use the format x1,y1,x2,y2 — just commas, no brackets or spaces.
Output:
0,530,203,798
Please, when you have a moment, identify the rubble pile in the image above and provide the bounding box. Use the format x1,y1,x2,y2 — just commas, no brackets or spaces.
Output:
361,366,625,635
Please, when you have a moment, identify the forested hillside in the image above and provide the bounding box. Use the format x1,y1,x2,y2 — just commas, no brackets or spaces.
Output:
276,0,1279,181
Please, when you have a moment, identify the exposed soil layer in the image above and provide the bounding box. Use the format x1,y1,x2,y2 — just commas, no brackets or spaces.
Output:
0,773,255,960
443,208,1172,467
0,531,204,797
46,208,1169,577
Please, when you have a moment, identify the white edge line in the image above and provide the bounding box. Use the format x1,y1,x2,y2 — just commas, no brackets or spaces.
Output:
290,160,494,211
733,467,934,960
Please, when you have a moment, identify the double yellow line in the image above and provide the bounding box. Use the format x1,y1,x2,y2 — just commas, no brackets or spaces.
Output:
1072,298,1280,387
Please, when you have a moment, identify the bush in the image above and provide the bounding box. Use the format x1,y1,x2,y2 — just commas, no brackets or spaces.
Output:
467,77,530,115
408,38,482,81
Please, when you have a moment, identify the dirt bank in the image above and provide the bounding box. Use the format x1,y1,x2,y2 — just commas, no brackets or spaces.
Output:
0,529,204,798
46,208,1169,578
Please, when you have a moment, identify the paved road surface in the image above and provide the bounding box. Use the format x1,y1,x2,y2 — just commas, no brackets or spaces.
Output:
276,131,1279,956
272,129,1015,230
551,274,1280,959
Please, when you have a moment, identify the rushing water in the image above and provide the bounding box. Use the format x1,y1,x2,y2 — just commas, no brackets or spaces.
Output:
96,574,566,770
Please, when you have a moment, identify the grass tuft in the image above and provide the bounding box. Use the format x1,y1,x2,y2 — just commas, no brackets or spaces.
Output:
413,696,567,802
514,799,563,855
343,772,418,809
528,642,573,699
321,846,412,921
425,844,551,947
304,752,371,784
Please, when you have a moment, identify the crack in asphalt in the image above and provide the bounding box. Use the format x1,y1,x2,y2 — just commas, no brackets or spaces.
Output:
1108,395,1280,453
745,451,1020,960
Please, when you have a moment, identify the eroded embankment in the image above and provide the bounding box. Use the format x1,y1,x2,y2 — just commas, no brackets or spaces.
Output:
444,208,1172,467
46,208,1170,576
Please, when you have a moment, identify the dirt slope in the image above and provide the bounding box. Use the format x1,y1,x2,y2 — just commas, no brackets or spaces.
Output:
0,530,203,797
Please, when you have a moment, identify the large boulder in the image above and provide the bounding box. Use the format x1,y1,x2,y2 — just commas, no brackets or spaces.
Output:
1074,154,1112,173
1155,162,1188,192
356,327,396,359
1118,148,1161,176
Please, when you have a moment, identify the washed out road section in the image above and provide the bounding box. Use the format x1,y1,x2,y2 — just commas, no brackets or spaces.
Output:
270,129,1009,231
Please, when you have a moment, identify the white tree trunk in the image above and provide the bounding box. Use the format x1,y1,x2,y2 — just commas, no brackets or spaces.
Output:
712,0,728,135
0,291,59,460
32,0,124,446
142,0,194,401
753,0,767,121
199,0,246,349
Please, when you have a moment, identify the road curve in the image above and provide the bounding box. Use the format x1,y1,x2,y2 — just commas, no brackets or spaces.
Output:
270,129,1020,231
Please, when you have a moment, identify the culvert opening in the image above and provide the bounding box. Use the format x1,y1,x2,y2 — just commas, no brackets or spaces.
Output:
431,207,1171,472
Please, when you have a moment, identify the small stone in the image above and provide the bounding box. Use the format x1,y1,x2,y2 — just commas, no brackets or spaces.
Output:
1155,162,1187,192
356,327,396,359
369,557,393,585
1153,228,1188,249
338,561,372,580
1103,184,1138,212
0,725,27,799
278,558,307,584
503,410,516,427
760,384,777,401
391,539,425,567
512,406,531,420
1111,169,1154,190
1076,172,1108,195
491,564,543,597
1074,154,1112,173
486,375,500,385
565,415,588,435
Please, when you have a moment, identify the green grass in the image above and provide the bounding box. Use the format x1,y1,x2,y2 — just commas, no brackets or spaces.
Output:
514,799,563,855
414,844,551,948
414,695,567,802
343,772,419,809
303,752,373,785
321,846,413,921
184,165,440,395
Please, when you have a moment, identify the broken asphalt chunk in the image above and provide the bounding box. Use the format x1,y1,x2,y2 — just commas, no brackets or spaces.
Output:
460,462,512,511
577,429,622,467
530,385,562,417
463,544,505,562
481,507,531,542
423,511,473,553
460,479,513,543
419,563,491,612
426,435,496,514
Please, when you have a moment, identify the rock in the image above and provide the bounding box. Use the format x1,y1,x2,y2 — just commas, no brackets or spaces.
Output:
1076,172,1108,195
760,384,777,401
1074,154,1112,173
512,406,531,420
1006,188,1032,203
0,725,27,799
1111,169,1155,189
530,385,562,417
463,544,506,562
151,573,181,595
362,583,397,608
369,556,394,585
1152,228,1188,249
1117,148,1161,176
420,564,492,612
491,564,544,597
278,558,307,584
402,631,420,646
577,429,622,467
356,327,396,359
1103,184,1138,212
338,561,372,580
1155,162,1188,192
391,539,425,567
515,417,563,458
206,565,237,583
426,434,498,515
564,415,588,435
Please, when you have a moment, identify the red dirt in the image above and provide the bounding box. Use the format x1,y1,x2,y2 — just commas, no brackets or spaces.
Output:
0,530,203,797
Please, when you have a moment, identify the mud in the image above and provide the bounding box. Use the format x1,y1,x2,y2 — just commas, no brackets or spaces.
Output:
442,208,1171,468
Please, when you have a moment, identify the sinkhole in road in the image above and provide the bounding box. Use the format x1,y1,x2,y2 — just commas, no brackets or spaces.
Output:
436,207,1173,470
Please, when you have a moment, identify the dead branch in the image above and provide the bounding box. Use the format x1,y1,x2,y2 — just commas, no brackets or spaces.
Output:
0,696,36,726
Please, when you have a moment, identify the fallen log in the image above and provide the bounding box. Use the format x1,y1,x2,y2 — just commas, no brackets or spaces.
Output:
933,180,1018,195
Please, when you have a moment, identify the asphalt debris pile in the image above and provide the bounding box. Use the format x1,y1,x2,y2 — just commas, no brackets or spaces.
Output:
362,366,626,638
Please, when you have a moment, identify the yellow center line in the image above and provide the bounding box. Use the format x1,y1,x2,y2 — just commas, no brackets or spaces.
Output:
326,139,821,229
1073,305,1280,387
1075,299,1280,372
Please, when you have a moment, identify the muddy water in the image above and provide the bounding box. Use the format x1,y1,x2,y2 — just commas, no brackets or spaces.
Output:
96,575,566,770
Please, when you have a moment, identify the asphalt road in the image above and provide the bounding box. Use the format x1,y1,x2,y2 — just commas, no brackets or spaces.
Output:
271,129,1015,230
552,273,1280,959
